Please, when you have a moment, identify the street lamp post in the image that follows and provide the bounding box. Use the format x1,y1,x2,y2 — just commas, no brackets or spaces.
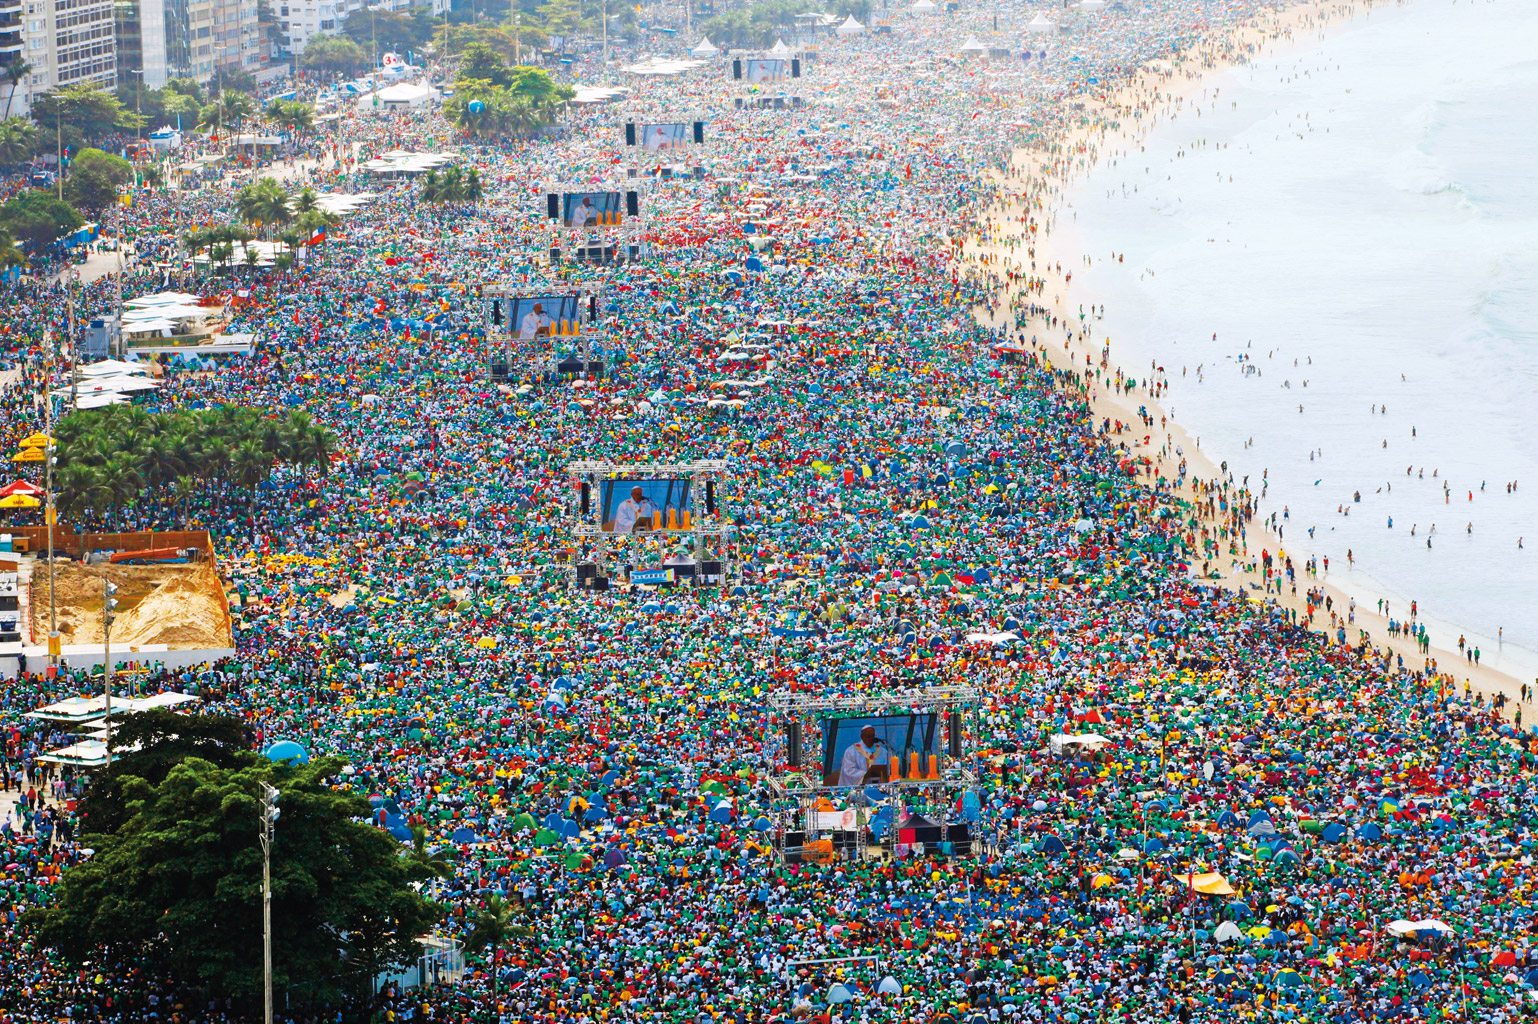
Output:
43,329,57,673
102,579,118,764
258,781,281,1024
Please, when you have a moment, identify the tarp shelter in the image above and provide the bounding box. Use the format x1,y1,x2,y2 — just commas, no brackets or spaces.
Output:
1173,871,1239,896
1386,919,1456,939
835,15,864,35
1049,733,1111,755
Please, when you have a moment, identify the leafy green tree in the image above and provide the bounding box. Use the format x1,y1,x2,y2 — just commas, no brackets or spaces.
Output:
457,39,516,88
31,85,143,152
407,824,454,879
0,117,38,166
535,0,584,36
341,8,435,55
0,189,83,251
62,147,132,215
26,755,443,1008
301,33,369,76
78,710,254,836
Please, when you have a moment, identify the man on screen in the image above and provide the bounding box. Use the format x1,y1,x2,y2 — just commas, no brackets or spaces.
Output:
519,302,553,340
570,196,598,229
613,486,659,533
838,726,890,787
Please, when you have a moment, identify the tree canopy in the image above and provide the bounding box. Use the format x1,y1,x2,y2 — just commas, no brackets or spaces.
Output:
27,754,443,1008
446,48,572,137
0,189,83,251
301,33,369,77
62,147,132,215
53,405,336,524
31,85,143,153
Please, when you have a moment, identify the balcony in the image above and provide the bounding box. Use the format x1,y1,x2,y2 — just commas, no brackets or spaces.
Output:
0,0,20,14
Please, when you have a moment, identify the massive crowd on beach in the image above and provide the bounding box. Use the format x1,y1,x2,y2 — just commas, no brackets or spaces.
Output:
4,0,1538,1022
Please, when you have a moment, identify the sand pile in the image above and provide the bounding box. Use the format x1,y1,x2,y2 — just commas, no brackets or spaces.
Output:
33,562,233,650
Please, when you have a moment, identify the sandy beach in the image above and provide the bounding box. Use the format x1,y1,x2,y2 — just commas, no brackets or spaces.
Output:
966,0,1534,717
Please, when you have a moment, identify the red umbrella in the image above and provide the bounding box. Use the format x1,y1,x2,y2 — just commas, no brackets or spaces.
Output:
0,481,44,498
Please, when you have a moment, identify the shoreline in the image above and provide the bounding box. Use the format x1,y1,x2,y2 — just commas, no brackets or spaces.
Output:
968,0,1534,714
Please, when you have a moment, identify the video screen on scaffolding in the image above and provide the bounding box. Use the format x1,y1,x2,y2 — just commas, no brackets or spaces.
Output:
640,122,691,152
744,58,787,83
563,191,623,228
509,295,582,339
599,478,693,533
821,713,940,788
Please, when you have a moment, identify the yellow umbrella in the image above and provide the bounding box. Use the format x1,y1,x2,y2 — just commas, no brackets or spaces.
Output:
0,494,39,508
10,449,44,463
18,433,52,448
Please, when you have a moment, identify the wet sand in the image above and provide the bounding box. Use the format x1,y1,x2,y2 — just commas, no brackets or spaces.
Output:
966,0,1533,717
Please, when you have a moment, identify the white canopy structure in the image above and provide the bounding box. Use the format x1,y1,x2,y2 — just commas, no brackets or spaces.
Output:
1027,13,1056,32
125,291,202,309
835,15,864,35
910,0,937,10
1078,0,1106,8
691,36,720,55
624,57,707,76
78,359,151,377
959,36,987,53
770,38,791,54
359,151,456,175
360,82,438,110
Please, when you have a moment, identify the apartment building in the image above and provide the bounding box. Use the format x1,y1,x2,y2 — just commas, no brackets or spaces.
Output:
9,0,116,115
114,0,216,88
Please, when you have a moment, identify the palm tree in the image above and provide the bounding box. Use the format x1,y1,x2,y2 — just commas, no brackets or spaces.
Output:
464,894,531,999
0,117,38,167
231,439,271,495
291,187,320,217
299,426,334,479
462,166,484,204
1,60,31,120
234,178,291,239
0,226,25,270
406,825,453,879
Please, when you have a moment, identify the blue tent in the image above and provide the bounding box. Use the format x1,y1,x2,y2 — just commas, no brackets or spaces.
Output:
1322,822,1348,843
1040,833,1067,855
1215,809,1240,828
1357,821,1382,842
451,827,480,844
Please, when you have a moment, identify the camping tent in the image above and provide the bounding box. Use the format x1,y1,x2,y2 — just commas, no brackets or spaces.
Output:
835,15,864,35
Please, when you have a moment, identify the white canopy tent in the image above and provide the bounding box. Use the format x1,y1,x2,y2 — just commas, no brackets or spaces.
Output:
1027,13,1057,33
959,36,987,53
835,15,864,35
690,36,720,56
78,359,151,377
910,0,937,10
770,39,791,54
1078,0,1106,8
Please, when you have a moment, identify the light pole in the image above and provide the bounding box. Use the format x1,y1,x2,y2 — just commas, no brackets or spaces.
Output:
43,328,57,673
258,781,281,1024
102,578,118,764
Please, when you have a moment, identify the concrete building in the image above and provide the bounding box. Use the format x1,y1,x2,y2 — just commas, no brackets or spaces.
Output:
114,0,264,90
114,0,215,89
275,0,359,58
10,0,117,115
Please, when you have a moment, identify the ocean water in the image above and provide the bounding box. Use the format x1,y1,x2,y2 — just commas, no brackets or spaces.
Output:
1064,0,1538,677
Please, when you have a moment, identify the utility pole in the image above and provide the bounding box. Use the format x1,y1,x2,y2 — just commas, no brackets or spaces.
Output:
258,781,281,1024
102,578,118,764
43,328,57,673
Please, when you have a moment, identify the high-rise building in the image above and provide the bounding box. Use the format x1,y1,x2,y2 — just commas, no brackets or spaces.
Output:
274,0,360,58
210,0,259,74
114,0,216,89
10,0,117,116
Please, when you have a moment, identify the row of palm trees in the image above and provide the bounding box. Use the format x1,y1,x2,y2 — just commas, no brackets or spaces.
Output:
178,181,341,273
53,405,335,525
419,165,484,205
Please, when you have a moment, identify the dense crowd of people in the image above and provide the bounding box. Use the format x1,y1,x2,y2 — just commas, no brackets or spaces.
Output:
2,0,1533,1022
